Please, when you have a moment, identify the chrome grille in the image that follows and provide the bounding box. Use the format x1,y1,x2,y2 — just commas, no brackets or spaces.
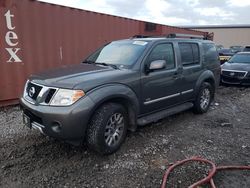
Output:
24,81,58,105
221,70,247,78
26,82,42,100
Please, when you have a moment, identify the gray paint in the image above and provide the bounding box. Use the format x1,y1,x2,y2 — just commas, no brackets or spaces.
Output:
20,37,220,144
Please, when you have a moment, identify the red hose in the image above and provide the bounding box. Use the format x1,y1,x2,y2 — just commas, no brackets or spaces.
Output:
161,157,250,188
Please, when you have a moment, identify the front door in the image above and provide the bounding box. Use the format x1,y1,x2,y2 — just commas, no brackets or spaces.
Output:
141,42,182,114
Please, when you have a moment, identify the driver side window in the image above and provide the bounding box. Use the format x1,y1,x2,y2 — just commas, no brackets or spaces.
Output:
146,43,175,70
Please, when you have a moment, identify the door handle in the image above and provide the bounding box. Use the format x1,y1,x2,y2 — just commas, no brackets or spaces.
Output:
173,72,178,79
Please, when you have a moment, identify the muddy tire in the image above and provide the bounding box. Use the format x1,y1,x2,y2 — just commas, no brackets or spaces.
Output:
86,103,128,155
193,82,213,114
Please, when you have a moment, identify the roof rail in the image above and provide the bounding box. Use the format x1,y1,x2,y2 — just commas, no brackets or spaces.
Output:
131,35,153,38
167,33,205,39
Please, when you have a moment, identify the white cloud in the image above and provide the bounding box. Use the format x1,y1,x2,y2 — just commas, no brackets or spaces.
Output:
140,0,190,25
228,0,250,7
79,0,116,15
164,17,190,25
195,7,235,17
138,0,171,23
197,19,210,25
187,0,200,7
38,0,250,26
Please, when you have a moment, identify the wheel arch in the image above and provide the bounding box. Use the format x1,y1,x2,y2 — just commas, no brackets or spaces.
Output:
195,70,216,99
86,84,139,132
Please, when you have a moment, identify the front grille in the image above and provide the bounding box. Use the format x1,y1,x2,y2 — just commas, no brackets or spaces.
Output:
221,70,247,78
45,89,56,104
221,76,241,84
26,82,42,100
24,81,58,105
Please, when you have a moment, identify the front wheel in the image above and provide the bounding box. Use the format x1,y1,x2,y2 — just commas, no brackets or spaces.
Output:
86,103,128,155
193,82,213,114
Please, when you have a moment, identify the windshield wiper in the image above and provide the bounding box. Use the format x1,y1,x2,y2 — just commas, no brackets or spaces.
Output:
82,60,96,64
95,62,119,69
82,60,119,69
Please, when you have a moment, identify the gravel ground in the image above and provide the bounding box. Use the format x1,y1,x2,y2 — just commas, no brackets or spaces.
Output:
0,86,250,188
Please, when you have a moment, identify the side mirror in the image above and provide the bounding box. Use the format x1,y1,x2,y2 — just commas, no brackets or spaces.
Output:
150,60,166,70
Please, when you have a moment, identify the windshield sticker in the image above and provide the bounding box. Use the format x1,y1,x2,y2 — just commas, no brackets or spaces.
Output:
133,41,148,46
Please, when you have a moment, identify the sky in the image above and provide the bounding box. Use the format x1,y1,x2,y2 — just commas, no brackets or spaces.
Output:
38,0,250,26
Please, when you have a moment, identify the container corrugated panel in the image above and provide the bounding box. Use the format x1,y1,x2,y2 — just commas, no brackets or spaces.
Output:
0,0,207,106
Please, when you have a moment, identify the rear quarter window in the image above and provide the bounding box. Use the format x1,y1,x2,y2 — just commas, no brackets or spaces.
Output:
202,43,218,63
179,43,200,66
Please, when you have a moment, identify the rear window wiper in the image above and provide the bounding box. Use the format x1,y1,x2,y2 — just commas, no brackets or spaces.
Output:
83,60,119,69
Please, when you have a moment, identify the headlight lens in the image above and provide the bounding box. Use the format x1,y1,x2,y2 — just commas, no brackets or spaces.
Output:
50,89,85,106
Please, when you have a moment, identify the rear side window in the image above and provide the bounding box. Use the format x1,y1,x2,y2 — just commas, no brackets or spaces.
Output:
203,43,218,62
146,43,175,70
179,43,200,66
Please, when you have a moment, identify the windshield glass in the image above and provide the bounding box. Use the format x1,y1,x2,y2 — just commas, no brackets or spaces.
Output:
85,40,148,67
218,49,233,53
229,54,250,64
243,47,250,52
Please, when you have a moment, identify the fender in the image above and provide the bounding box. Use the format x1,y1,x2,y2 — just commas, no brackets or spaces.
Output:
194,70,215,95
86,84,140,131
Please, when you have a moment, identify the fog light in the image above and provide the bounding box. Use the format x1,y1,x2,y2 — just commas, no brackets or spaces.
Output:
51,122,62,133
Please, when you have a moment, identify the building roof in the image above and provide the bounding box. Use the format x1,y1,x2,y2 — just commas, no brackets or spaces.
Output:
181,24,250,29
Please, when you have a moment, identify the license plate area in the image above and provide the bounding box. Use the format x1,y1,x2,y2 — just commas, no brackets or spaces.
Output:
23,113,31,129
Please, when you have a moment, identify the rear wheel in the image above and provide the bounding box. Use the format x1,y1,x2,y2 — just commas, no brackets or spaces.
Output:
86,103,128,155
193,82,213,114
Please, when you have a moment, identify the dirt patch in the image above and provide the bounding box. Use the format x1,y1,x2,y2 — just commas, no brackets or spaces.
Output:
165,160,211,188
0,86,250,187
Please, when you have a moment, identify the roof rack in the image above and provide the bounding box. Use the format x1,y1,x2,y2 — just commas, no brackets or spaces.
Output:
131,33,207,40
131,35,153,38
167,33,205,39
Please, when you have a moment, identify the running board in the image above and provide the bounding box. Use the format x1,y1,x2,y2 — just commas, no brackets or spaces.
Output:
137,102,194,126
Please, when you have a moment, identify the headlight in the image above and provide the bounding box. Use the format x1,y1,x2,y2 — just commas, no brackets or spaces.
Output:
50,89,85,106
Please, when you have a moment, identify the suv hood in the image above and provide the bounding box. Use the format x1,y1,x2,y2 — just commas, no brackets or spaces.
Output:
30,64,114,88
222,62,250,71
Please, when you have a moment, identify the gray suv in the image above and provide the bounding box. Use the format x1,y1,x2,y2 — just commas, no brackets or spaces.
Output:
20,35,220,154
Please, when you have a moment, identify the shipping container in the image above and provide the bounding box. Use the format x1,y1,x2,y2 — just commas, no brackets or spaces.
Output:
0,0,207,106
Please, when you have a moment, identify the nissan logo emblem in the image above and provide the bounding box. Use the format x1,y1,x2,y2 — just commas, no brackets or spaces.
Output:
230,72,235,76
29,87,36,97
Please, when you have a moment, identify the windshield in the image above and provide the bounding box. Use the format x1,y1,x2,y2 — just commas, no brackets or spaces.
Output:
85,40,148,68
243,47,250,52
218,49,233,53
229,54,250,64
230,46,242,49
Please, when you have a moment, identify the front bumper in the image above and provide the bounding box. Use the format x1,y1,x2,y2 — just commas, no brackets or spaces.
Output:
221,75,250,85
20,96,95,144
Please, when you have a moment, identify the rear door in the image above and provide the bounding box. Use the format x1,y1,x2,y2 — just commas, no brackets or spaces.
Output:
177,42,203,101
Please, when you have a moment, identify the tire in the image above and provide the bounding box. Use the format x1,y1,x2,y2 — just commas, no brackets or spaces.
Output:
193,82,213,114
86,103,128,155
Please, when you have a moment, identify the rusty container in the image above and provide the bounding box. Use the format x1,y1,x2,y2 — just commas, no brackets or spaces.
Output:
0,0,207,106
